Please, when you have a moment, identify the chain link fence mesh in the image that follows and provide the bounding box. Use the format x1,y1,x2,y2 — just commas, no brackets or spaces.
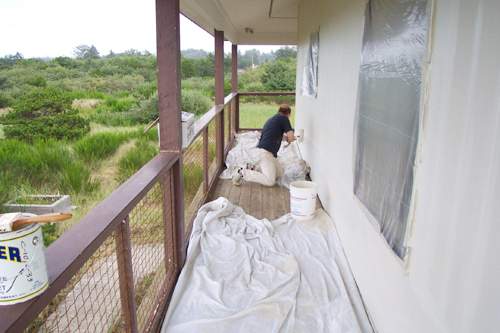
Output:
24,176,176,333
224,106,231,151
182,134,205,235
25,234,122,333
208,119,217,184
129,181,170,332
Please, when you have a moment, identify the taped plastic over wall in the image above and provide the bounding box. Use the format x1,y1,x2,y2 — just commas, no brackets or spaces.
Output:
354,0,430,258
301,30,320,97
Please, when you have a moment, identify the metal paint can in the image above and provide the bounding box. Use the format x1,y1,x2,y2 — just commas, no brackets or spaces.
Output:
0,215,49,305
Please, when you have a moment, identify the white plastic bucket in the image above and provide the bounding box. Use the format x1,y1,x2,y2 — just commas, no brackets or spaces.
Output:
0,215,49,305
290,181,317,220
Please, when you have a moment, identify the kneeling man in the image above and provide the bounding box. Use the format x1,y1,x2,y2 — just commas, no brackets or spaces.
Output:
232,104,295,187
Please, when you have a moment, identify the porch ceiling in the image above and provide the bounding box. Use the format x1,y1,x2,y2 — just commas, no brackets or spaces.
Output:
181,0,298,45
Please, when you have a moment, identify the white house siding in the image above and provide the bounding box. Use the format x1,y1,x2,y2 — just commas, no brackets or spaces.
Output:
295,0,500,332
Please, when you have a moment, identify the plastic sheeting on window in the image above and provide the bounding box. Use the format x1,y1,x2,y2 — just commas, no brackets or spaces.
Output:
301,30,319,97
354,0,430,258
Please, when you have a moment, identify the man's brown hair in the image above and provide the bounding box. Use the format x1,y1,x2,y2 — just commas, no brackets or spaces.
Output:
278,104,292,115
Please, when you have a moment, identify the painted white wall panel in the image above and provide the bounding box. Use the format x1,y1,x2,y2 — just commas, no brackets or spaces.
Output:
296,0,500,332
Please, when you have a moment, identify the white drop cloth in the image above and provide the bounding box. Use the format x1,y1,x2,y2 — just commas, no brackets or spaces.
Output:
220,132,309,188
161,198,373,333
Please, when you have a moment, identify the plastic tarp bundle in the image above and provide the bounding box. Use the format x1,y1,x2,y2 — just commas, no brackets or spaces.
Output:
220,131,309,188
161,198,373,333
353,0,430,258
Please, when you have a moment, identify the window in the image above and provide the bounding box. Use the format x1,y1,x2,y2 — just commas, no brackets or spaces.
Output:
354,0,430,258
301,30,319,97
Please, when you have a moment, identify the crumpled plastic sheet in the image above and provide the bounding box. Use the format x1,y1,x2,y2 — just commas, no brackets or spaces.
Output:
220,131,309,188
301,30,320,97
353,0,430,258
161,198,373,333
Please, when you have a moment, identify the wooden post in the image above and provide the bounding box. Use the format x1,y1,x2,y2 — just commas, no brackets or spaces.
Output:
155,0,185,267
115,217,138,333
232,44,239,133
231,44,238,93
215,30,225,168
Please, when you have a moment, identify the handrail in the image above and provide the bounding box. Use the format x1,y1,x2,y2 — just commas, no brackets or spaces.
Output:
183,92,237,150
238,91,295,96
0,152,179,333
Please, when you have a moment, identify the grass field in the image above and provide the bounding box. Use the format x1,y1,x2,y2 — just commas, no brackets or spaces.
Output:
239,102,296,129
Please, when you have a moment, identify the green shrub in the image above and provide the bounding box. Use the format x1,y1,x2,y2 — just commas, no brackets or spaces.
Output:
92,88,211,126
181,89,211,116
117,140,157,182
134,94,158,121
140,127,159,142
8,87,73,119
74,132,129,164
96,96,137,113
53,56,78,68
60,162,97,193
261,59,296,91
26,75,47,87
3,114,90,142
90,93,157,126
182,77,214,97
133,82,157,99
0,93,11,108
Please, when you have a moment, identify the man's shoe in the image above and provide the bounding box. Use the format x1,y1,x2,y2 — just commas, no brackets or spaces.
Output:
232,168,244,186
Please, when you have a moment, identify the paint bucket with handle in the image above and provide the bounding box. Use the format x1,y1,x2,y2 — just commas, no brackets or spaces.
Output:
290,181,317,220
0,212,71,305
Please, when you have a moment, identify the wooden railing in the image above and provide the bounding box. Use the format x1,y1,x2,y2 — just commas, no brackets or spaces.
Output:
0,153,179,333
181,93,237,238
0,91,298,332
0,93,238,333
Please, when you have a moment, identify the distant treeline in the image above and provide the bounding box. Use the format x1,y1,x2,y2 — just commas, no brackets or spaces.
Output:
0,44,296,140
0,45,297,80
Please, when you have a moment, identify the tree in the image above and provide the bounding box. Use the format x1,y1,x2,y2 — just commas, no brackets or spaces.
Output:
54,56,77,68
261,59,296,91
0,53,24,69
11,52,24,61
182,49,209,59
123,49,142,56
74,45,100,59
181,57,196,78
274,47,297,60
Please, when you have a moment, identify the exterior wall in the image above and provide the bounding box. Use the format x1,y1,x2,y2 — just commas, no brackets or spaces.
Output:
295,0,500,332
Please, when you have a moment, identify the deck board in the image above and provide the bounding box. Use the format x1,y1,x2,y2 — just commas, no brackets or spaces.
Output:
210,179,290,220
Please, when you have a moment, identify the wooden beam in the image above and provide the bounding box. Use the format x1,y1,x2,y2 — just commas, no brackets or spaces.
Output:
232,44,239,133
156,0,181,153
214,30,225,167
155,0,185,267
231,44,238,93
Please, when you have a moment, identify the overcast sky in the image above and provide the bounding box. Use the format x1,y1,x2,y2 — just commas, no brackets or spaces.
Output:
0,0,281,58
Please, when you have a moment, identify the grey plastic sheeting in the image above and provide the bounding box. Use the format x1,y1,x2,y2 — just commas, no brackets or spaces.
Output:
301,30,320,97
354,0,430,258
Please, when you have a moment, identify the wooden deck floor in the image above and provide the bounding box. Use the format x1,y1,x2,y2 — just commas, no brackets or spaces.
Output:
209,179,291,220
